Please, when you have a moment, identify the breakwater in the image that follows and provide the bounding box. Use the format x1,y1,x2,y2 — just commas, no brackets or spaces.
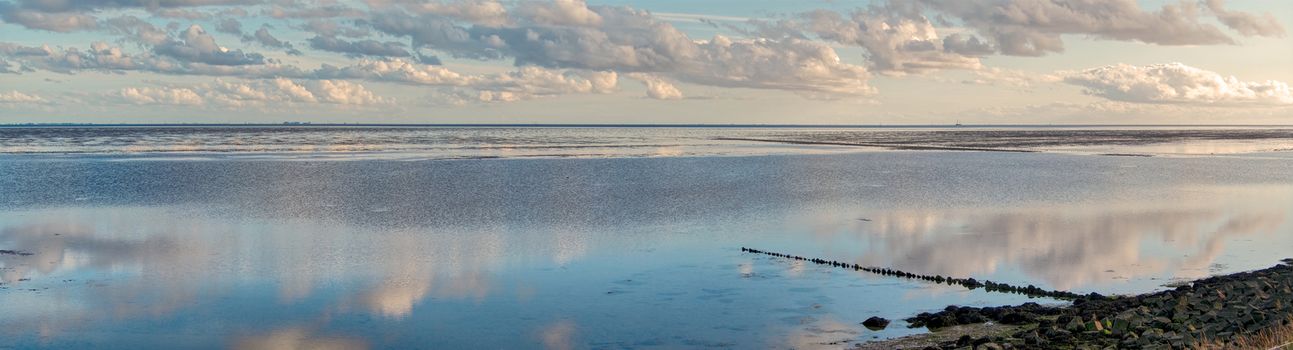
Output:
740,247,1100,301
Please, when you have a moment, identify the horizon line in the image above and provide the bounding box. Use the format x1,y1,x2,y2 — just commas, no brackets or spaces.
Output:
4,123,1293,128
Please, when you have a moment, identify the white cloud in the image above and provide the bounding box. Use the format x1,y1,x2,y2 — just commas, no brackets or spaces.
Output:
113,78,392,107
516,0,602,27
1064,63,1293,105
626,73,681,99
119,86,204,105
0,90,46,103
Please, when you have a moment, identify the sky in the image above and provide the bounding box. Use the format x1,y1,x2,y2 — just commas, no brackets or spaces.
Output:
0,0,1290,124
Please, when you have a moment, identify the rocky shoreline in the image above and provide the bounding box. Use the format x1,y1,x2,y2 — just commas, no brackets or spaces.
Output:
897,259,1293,349
740,248,1293,349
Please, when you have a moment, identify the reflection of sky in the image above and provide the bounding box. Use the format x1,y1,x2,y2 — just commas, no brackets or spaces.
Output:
786,186,1292,293
1,150,1292,348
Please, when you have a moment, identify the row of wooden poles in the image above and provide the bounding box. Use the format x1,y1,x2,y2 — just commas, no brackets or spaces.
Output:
741,247,1091,301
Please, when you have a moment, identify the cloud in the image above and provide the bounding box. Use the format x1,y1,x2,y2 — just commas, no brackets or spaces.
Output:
245,26,293,49
941,33,995,56
310,58,620,102
118,86,204,105
264,4,364,19
232,327,368,350
1063,62,1293,105
0,57,24,73
308,36,411,58
0,41,309,77
104,16,171,45
7,0,253,13
799,6,982,74
0,90,46,103
625,73,681,99
215,18,242,35
0,5,98,32
514,0,601,27
468,67,619,102
372,3,876,96
113,78,392,107
959,67,1063,88
300,19,371,38
0,42,149,73
538,320,577,350
379,0,510,27
687,36,873,96
153,25,265,65
1,0,1286,110
150,8,213,20
917,0,1280,56
1204,0,1286,37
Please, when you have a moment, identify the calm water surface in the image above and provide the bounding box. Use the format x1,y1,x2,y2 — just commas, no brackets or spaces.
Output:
1,127,1291,349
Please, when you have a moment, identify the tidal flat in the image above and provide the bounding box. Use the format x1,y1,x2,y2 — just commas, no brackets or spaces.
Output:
1,127,1292,349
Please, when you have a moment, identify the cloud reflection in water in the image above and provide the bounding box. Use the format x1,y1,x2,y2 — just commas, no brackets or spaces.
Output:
819,185,1293,292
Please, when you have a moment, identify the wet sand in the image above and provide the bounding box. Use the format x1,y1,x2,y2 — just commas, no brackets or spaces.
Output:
720,128,1293,156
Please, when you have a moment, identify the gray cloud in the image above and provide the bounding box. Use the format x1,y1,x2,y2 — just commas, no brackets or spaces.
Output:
245,27,291,49
264,4,364,19
941,33,995,56
1,0,1287,106
798,7,982,74
0,41,302,77
308,36,411,58
0,4,98,32
370,0,510,27
153,24,265,65
0,42,148,73
10,0,253,12
104,16,171,45
215,18,242,35
369,3,875,96
149,8,212,20
915,0,1279,56
300,19,372,38
367,12,499,60
1204,0,1286,37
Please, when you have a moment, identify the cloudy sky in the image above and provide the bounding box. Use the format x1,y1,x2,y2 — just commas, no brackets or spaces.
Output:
0,0,1290,124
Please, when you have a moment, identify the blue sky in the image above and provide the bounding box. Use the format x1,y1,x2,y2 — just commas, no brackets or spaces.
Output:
0,0,1290,124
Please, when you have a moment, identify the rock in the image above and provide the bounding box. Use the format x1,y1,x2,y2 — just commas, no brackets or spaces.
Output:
862,316,890,330
1000,312,1036,325
1150,316,1171,327
1086,316,1105,332
1022,331,1044,346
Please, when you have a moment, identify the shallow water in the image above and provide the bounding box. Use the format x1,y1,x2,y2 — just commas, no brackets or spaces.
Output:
1,128,1292,349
